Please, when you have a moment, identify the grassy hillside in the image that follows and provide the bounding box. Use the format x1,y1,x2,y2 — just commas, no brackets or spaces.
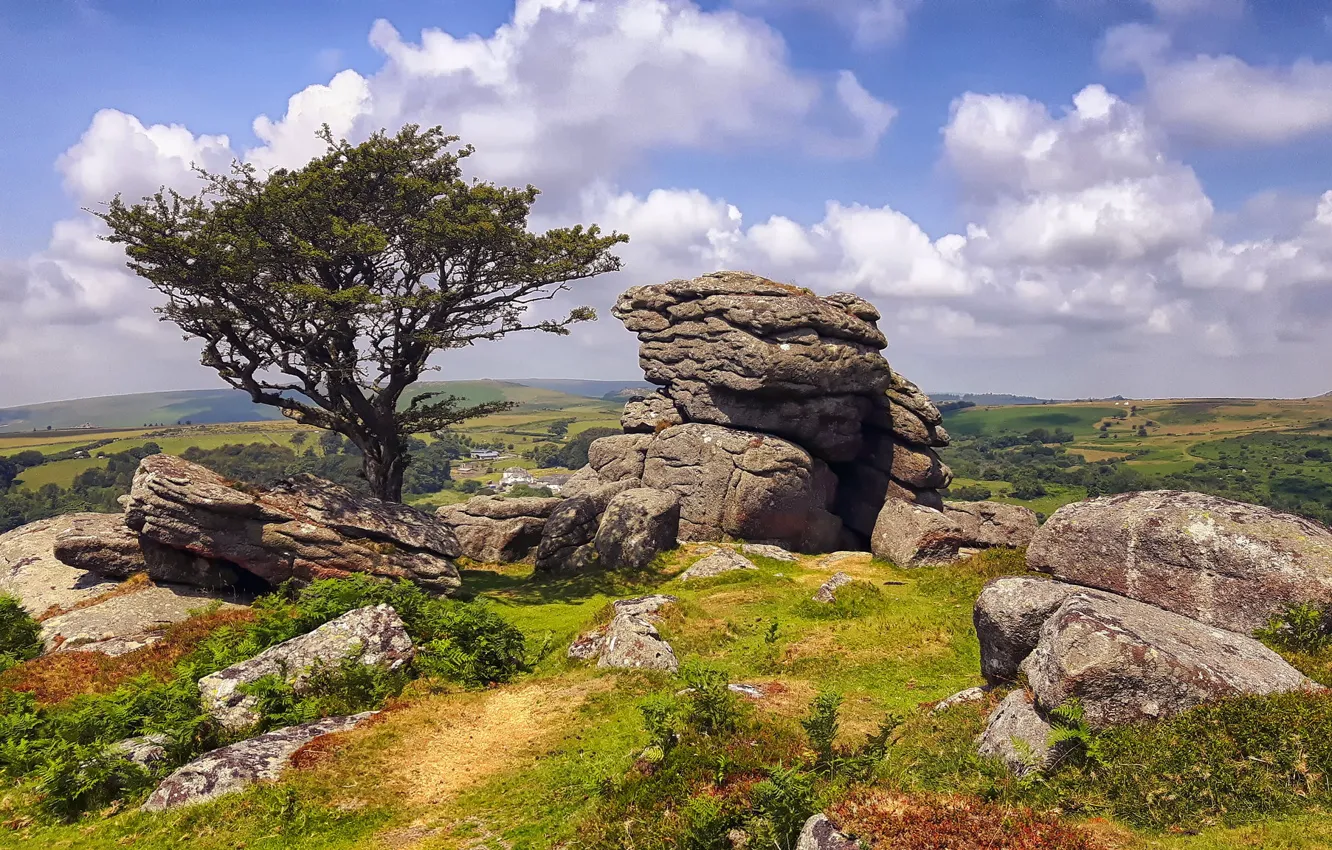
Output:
0,381,620,432
940,396,1332,521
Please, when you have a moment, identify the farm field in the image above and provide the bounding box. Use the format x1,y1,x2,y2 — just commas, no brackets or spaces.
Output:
940,395,1332,520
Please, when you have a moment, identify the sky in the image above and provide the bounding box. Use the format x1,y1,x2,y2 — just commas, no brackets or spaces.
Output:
3,0,1332,406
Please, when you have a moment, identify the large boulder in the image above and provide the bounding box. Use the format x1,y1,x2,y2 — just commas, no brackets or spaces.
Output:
871,500,1037,565
1022,591,1316,728
199,605,413,731
1028,490,1332,633
597,614,679,672
612,271,894,463
533,495,602,574
0,515,119,618
435,495,562,564
126,454,461,594
621,391,684,434
593,488,680,571
587,433,653,483
977,690,1056,776
641,423,842,552
973,577,1081,685
141,713,373,811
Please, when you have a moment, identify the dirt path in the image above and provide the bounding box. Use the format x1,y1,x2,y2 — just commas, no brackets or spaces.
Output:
373,678,610,806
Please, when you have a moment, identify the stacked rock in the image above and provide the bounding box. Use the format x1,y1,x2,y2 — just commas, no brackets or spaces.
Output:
597,271,955,552
438,270,1036,570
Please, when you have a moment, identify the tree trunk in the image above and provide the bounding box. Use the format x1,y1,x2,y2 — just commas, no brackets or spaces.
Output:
360,434,407,503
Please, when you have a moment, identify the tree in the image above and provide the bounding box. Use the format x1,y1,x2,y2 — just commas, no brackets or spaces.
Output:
290,431,308,447
97,125,627,501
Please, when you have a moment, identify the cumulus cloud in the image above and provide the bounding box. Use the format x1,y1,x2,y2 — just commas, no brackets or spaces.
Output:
1102,23,1332,146
734,0,921,48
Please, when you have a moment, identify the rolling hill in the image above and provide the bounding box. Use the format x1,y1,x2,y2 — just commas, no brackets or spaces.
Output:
0,380,621,431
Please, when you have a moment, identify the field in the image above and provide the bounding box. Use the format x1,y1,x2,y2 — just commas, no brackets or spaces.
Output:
940,396,1332,519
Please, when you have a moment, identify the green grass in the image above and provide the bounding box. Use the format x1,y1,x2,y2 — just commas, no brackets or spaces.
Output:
945,405,1124,439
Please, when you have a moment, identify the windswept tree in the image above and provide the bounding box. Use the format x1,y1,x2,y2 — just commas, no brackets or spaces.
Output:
97,125,627,501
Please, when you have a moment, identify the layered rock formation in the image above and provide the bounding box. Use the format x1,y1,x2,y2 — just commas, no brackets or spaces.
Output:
435,495,562,564
524,270,1019,568
127,454,462,593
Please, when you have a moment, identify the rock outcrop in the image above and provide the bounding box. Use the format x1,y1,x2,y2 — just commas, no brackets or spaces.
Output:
48,512,145,578
127,454,462,594
973,577,1080,685
42,583,242,656
1022,591,1314,728
871,500,1037,566
813,572,853,603
795,814,858,850
0,515,119,618
141,713,374,811
199,605,413,731
1028,490,1332,634
593,488,680,571
679,549,756,580
435,496,562,564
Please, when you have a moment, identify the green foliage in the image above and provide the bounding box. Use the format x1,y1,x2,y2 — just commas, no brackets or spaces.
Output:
1257,602,1332,654
413,600,529,688
679,661,740,734
506,483,554,498
801,691,841,769
0,595,42,672
33,740,152,821
639,694,682,760
798,580,888,620
97,124,627,500
748,766,817,850
538,427,620,470
948,483,993,501
240,656,408,730
678,793,735,850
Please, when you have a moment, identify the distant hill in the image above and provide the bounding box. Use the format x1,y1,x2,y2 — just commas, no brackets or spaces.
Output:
0,380,618,431
930,392,1052,406
508,378,655,399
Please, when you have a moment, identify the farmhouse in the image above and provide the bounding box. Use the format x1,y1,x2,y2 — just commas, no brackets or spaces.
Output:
469,449,501,460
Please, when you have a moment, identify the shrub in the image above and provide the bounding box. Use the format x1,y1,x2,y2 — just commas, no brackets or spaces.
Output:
33,741,153,821
802,691,841,769
640,693,682,760
948,484,992,502
0,595,42,672
748,765,816,850
1257,602,1332,654
240,655,409,730
413,600,528,687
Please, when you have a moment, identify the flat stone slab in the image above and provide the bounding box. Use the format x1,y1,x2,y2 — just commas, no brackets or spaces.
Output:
141,713,374,811
679,549,756,580
0,515,119,618
41,582,241,655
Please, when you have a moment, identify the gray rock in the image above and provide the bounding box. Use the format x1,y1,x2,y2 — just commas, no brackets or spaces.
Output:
871,500,1037,566
1023,591,1316,728
534,496,602,574
621,391,684,434
587,433,654,483
597,614,679,672
834,465,944,538
974,577,1081,685
111,734,170,769
679,549,756,580
199,605,413,731
866,397,950,449
978,690,1054,776
0,515,119,618
594,488,680,571
813,571,854,603
612,594,679,619
49,512,144,578
126,454,462,594
612,271,894,463
436,495,562,563
1028,490,1332,634
141,713,373,811
795,814,858,850
642,423,840,552
741,542,798,562
41,582,242,655
933,686,988,714
857,428,953,490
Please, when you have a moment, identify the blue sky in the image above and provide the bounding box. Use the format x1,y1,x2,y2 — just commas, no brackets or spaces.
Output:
3,0,1332,405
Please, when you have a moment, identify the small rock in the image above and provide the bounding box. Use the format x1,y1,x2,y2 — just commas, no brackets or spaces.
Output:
871,500,1036,566
741,542,798,562
110,733,170,769
679,549,756,580
973,577,1081,685
199,605,413,731
933,686,987,714
141,713,374,810
813,571,854,603
597,614,679,672
977,690,1054,776
567,629,605,660
795,813,858,850
612,594,679,619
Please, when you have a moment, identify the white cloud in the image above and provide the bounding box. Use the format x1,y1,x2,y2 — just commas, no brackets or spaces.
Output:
1143,0,1243,18
735,0,921,48
1103,24,1332,146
